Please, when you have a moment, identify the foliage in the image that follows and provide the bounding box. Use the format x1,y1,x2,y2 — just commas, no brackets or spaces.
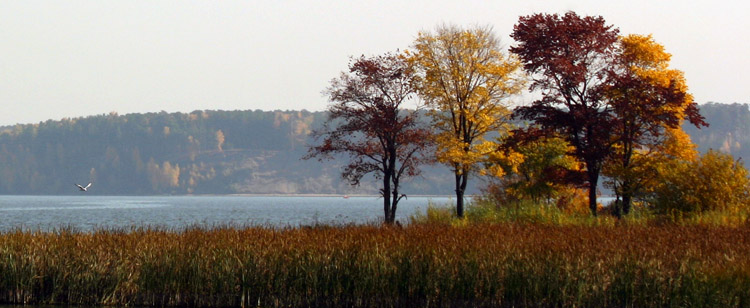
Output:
603,34,707,216
410,24,525,217
647,149,750,215
2,224,750,307
306,52,433,223
486,134,583,206
510,12,620,216
603,127,700,214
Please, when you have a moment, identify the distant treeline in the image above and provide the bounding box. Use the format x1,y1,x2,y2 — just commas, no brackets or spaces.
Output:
685,102,750,160
0,109,452,195
0,104,744,195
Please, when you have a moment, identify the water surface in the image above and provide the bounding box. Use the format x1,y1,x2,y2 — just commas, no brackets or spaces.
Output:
0,195,452,232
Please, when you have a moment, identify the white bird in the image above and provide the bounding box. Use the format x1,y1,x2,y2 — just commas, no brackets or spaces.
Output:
76,183,92,191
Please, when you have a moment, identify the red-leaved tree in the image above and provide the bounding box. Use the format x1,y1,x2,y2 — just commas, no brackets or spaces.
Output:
510,12,620,216
306,53,432,224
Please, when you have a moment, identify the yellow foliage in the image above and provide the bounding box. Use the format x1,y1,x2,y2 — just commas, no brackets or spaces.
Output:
410,25,526,176
648,150,750,214
618,34,693,119
655,127,698,161
485,135,582,205
215,129,225,152
555,186,591,215
604,34,702,209
147,159,181,190
216,130,226,152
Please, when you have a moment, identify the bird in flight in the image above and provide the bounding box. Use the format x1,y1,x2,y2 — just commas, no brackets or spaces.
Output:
75,183,92,192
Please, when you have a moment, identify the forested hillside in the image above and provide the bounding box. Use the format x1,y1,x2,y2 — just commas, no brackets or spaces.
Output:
685,102,750,160
0,110,452,195
0,103,745,195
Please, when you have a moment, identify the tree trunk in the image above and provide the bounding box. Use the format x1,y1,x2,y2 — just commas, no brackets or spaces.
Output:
385,146,400,224
622,192,632,215
587,167,599,217
383,173,394,224
455,171,468,218
390,181,399,223
613,195,622,219
621,139,634,216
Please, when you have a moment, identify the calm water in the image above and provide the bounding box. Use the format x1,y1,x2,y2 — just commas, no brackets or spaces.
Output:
0,195,453,232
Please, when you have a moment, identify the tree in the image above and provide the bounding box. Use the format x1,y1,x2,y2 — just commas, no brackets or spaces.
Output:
603,34,707,216
215,129,225,152
411,24,525,217
306,52,432,224
647,150,750,215
511,12,619,216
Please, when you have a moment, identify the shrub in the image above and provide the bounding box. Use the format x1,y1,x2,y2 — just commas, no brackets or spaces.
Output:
409,201,455,225
648,150,750,215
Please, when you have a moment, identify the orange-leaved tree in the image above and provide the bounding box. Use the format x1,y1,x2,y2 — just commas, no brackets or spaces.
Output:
604,34,707,216
410,24,525,217
306,52,432,224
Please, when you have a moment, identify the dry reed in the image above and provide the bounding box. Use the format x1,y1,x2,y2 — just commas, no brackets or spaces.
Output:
0,223,748,307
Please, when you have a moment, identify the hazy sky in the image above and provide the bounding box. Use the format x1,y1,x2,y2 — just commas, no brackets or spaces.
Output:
1,1,748,126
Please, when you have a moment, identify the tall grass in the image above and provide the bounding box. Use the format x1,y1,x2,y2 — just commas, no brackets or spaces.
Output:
413,197,750,228
0,223,749,307
412,199,629,226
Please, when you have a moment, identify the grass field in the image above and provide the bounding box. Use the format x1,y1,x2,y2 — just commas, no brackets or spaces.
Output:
0,221,749,307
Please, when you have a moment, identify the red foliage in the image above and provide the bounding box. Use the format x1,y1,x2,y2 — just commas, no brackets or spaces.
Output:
510,12,620,215
306,53,433,223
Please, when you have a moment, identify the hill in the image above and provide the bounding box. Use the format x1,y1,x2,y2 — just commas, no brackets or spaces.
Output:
685,102,750,160
0,103,746,195
0,110,453,195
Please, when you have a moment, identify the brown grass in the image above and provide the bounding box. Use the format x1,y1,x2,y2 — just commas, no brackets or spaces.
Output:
0,224,748,307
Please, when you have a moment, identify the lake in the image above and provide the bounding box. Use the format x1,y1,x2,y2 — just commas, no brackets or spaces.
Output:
0,195,454,232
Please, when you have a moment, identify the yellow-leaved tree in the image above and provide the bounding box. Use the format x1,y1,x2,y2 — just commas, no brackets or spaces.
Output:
410,24,525,217
604,34,707,216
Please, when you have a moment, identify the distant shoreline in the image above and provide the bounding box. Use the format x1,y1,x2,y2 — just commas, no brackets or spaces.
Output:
224,194,457,198
0,194,461,198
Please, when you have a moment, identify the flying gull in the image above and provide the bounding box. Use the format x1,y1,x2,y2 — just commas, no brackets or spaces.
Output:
75,183,92,192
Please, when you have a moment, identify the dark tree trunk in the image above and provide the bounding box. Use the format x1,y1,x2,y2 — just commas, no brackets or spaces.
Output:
383,172,394,224
587,165,600,217
385,145,400,224
390,180,399,223
621,191,632,215
455,171,468,218
620,138,634,216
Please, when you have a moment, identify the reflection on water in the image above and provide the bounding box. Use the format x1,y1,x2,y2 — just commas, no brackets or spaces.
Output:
0,195,452,232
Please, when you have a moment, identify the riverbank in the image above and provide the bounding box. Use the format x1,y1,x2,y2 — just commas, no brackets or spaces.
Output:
0,223,748,307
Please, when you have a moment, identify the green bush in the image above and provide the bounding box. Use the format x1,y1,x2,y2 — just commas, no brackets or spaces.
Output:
412,197,636,226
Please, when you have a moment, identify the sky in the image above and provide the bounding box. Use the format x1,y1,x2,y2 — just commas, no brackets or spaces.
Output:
1,1,748,126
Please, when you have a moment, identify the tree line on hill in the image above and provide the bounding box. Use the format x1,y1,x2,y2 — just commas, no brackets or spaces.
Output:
0,109,452,195
0,102,745,197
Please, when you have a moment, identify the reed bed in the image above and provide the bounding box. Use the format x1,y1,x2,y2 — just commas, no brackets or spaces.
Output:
0,224,749,307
